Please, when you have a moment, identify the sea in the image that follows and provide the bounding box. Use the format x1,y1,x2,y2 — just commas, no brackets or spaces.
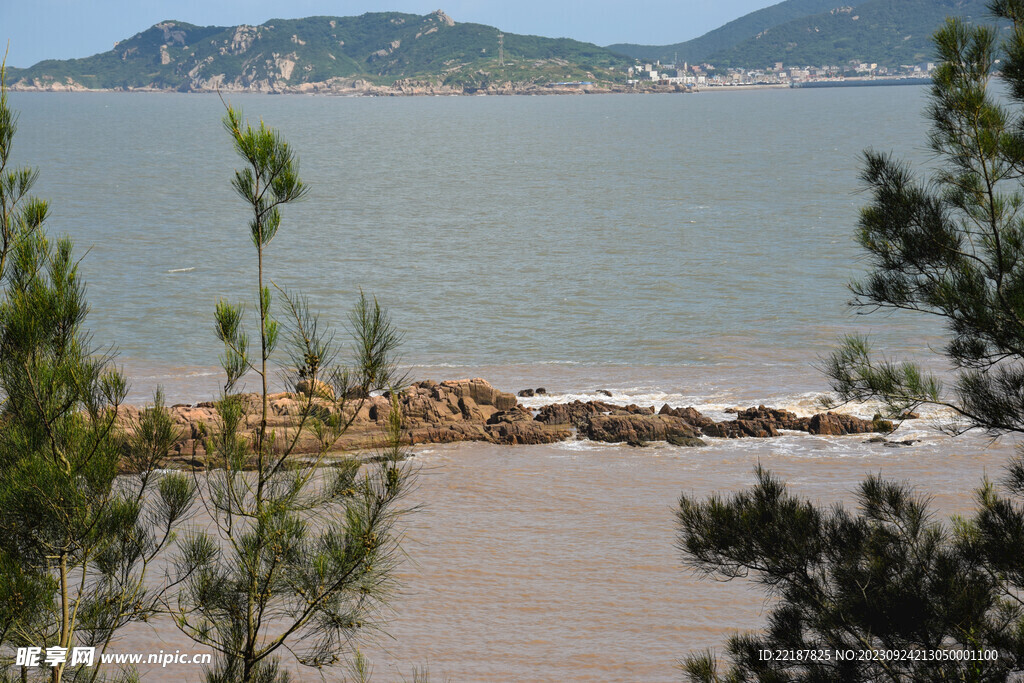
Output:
7,86,1015,681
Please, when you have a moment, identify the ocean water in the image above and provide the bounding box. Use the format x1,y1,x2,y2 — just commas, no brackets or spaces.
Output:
10,86,942,403
8,87,1015,681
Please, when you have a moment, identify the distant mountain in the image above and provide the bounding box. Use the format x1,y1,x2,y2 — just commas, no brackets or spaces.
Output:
607,0,841,65
609,0,1003,71
707,0,997,68
7,11,631,92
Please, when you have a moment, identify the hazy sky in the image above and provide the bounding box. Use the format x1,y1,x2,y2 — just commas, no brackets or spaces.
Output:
1,0,774,68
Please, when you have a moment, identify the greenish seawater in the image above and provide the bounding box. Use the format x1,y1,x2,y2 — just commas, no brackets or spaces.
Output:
9,86,937,404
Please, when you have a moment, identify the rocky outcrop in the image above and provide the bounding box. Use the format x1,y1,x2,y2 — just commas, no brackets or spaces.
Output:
808,411,893,436
140,379,568,467
118,380,894,468
537,400,888,443
535,399,619,427
586,414,701,443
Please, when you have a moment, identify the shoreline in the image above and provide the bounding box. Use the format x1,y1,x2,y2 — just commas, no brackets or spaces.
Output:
7,78,930,96
7,82,694,96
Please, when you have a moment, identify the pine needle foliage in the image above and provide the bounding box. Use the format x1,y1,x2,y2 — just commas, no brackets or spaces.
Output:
0,68,198,683
679,3,1024,680
678,468,1024,681
823,5,1024,434
171,106,412,683
0,58,47,285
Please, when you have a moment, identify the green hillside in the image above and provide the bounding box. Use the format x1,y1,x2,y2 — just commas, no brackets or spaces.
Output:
9,11,631,91
608,0,841,64
708,0,997,68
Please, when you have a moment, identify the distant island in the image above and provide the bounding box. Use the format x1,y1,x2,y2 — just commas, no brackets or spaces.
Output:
6,11,643,95
5,2,985,96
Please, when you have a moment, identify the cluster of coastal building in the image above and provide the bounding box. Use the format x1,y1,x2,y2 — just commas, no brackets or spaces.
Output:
627,60,937,88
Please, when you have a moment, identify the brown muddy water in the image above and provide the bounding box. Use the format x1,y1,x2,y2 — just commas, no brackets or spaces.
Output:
120,418,1014,682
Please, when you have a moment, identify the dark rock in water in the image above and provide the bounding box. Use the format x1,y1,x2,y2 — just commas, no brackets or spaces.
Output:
596,389,613,397
486,409,530,425
735,405,808,430
535,400,617,427
864,436,888,443
808,411,888,436
667,434,708,447
659,405,717,431
586,414,701,443
626,438,648,447
699,418,778,438
724,407,738,414
623,403,655,415
518,388,535,397
872,417,895,433
485,408,571,445
737,419,780,438
883,439,918,448
535,387,547,394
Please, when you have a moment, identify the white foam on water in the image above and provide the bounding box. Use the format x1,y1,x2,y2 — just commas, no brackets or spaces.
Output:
551,439,615,453
166,267,195,273
136,370,219,380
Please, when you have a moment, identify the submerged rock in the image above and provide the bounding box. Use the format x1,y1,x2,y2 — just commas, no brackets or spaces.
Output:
667,434,708,447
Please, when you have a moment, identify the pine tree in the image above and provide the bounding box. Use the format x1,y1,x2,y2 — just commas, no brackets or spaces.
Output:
0,60,47,284
170,106,412,683
0,66,198,683
678,4,1024,680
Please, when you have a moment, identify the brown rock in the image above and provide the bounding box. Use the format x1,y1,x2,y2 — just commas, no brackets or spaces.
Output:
494,392,518,411
115,377,898,468
658,404,716,431
807,411,888,436
666,434,708,447
735,405,806,430
295,378,334,399
440,378,517,410
586,414,701,443
736,419,779,438
535,400,617,426
485,409,572,445
459,396,487,422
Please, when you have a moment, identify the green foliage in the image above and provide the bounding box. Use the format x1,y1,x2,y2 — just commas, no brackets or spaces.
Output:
0,67,196,683
680,5,1024,680
825,6,1024,434
172,106,412,683
678,468,1024,681
608,0,840,65
821,334,943,422
7,12,630,91
709,0,997,69
615,0,1002,70
0,60,47,284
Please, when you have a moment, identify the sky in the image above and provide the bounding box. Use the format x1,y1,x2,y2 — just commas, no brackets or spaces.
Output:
0,0,775,68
